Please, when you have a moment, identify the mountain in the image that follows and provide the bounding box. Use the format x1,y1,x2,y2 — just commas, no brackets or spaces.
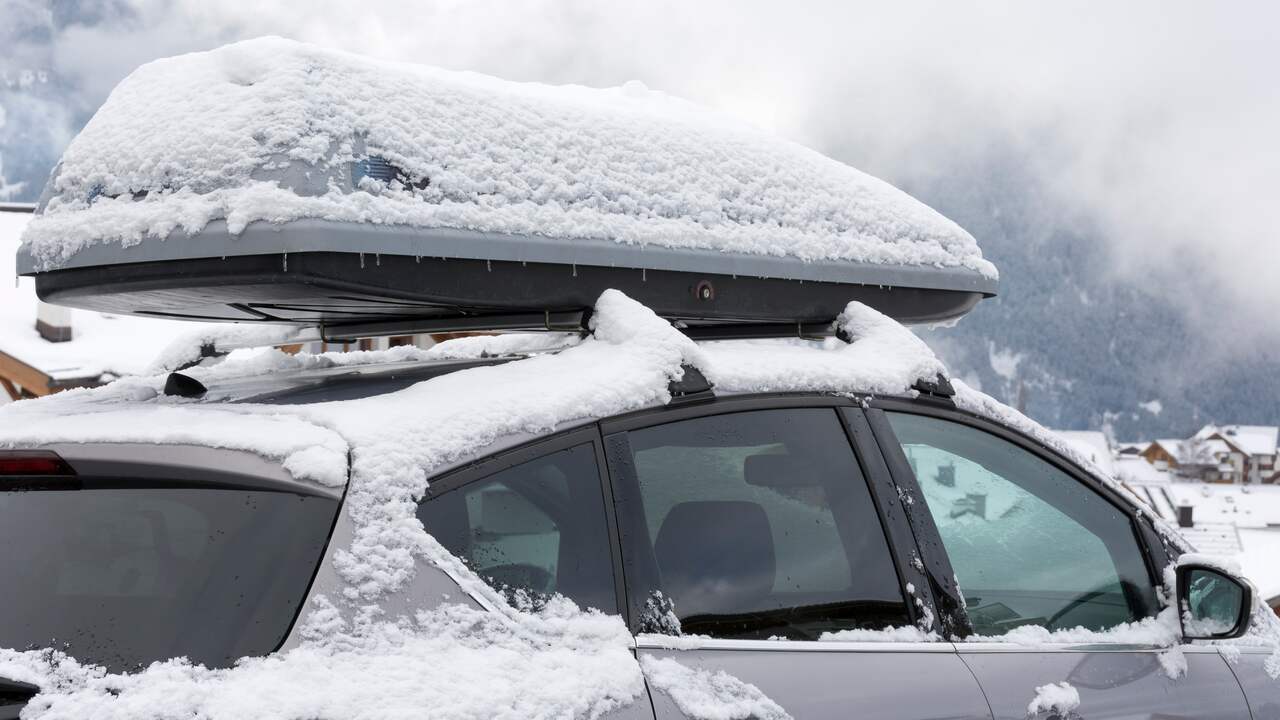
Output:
890,153,1280,440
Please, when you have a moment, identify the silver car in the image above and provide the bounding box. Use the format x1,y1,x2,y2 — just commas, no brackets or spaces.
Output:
0,354,1270,719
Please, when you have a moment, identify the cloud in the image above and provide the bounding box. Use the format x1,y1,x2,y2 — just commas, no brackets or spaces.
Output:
3,0,1278,344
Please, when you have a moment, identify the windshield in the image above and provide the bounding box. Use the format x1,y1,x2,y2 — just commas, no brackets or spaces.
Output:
0,483,338,672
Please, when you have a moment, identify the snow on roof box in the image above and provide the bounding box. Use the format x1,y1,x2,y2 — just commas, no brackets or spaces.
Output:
17,37,997,334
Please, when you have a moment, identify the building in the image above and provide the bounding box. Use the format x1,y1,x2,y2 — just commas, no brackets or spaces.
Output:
1197,425,1280,484
1139,439,1188,473
0,204,203,401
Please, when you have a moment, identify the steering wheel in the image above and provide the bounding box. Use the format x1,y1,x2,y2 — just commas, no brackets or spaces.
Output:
1046,589,1111,629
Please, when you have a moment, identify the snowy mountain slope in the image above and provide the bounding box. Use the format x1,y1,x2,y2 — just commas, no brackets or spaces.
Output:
900,156,1280,439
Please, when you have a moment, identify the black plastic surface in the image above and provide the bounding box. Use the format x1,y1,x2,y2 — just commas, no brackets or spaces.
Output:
33,252,989,331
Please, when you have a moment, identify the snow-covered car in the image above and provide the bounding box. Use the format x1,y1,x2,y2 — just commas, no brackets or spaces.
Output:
3,38,1280,720
1,298,1275,719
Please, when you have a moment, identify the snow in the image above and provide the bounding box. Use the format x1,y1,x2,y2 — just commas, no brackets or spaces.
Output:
1139,399,1164,416
0,209,202,383
1026,682,1080,716
2,598,645,720
1115,455,1170,485
1203,425,1280,458
20,37,995,283
819,626,938,643
640,656,791,720
1053,430,1116,476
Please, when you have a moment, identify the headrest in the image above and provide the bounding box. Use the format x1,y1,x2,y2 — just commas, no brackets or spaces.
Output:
654,501,775,619
743,453,817,487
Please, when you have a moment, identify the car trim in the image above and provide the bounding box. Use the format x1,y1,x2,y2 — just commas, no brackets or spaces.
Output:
955,642,1222,654
634,634,956,653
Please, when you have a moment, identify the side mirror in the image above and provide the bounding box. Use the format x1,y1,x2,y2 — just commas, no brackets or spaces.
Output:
1177,563,1252,640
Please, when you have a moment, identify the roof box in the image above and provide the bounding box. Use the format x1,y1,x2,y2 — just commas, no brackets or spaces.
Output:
16,38,997,338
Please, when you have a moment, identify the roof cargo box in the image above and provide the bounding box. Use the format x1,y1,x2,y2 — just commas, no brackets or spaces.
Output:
16,38,997,337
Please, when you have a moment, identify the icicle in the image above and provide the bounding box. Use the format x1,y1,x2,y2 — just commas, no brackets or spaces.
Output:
642,268,647,282
376,253,381,266
572,264,577,277
486,259,492,272
282,252,288,272
359,252,365,268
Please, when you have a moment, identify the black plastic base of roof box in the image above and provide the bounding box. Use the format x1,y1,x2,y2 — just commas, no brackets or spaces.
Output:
33,252,986,332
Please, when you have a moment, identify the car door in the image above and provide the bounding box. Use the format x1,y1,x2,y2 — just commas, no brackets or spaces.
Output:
415,429,657,720
866,401,1252,720
601,398,993,720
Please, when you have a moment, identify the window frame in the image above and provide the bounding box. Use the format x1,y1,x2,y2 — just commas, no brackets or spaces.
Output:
865,396,1167,640
421,425,627,618
599,394,938,640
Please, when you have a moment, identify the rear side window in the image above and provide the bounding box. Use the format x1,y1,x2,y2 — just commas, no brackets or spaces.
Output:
417,442,618,614
885,412,1158,636
0,485,338,672
609,408,911,640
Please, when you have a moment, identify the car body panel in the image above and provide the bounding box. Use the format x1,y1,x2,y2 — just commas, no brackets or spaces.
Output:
1225,648,1280,720
639,638,992,719
959,644,1250,719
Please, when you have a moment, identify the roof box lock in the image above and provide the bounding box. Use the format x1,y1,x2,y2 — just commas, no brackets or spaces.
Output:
352,156,428,191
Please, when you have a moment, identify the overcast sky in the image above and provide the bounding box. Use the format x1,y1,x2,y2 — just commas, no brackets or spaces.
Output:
3,0,1278,347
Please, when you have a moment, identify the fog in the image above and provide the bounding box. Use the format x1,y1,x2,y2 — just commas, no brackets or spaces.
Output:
3,0,1278,348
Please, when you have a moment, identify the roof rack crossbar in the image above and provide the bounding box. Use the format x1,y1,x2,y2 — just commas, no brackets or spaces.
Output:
321,309,588,343
679,321,835,342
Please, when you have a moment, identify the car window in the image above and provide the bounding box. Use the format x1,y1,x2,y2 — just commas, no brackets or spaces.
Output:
885,412,1158,637
416,442,618,614
609,408,912,640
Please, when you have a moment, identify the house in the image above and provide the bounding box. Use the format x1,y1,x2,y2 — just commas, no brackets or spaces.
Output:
1140,439,1188,473
1195,425,1279,485
0,204,203,401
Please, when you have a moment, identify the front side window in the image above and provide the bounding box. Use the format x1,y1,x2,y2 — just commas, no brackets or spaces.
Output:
610,408,911,640
417,442,618,614
885,412,1157,637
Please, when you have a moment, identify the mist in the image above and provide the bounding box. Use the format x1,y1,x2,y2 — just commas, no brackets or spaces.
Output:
3,0,1278,354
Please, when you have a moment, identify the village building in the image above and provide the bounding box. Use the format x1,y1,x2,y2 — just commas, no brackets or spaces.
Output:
1197,425,1280,484
0,204,203,401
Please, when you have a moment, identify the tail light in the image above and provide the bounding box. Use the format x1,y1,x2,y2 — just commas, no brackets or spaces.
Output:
0,451,76,476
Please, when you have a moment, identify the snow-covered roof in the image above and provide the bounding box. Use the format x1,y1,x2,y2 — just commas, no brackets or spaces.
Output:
19,37,995,293
1147,439,1189,463
1052,430,1116,476
0,208,202,388
1198,424,1280,458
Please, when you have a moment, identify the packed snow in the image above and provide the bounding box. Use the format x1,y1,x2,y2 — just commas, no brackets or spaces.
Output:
20,37,995,282
640,656,791,720
1026,682,1080,716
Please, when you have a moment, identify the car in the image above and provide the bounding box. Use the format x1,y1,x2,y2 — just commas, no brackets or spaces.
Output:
1,299,1275,719
3,37,1278,720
